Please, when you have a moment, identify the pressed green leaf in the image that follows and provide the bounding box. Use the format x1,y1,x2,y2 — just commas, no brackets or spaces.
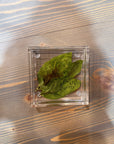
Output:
37,52,72,88
36,52,83,99
42,78,81,99
69,60,83,78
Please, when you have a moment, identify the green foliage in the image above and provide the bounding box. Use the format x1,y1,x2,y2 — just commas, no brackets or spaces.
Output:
37,52,83,99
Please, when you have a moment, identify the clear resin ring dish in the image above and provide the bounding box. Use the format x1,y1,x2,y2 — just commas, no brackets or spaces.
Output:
28,46,89,107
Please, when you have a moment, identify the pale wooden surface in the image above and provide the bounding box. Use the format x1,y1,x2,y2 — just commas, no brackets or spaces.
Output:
0,0,114,144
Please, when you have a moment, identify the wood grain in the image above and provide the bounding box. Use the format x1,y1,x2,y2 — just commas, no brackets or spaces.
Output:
0,0,114,42
0,0,114,144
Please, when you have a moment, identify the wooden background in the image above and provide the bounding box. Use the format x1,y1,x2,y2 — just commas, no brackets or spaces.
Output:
0,0,114,144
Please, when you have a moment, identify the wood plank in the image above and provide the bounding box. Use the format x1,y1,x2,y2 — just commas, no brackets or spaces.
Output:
0,21,114,143
0,0,114,41
0,0,114,143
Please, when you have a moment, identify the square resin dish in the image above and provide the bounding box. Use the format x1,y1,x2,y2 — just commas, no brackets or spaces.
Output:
28,46,89,107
